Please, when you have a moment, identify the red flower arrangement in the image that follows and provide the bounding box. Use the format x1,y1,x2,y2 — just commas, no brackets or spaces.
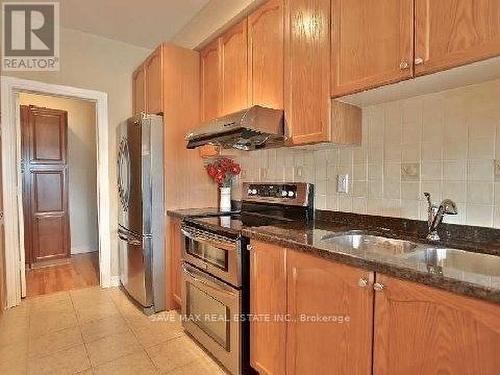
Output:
206,158,241,187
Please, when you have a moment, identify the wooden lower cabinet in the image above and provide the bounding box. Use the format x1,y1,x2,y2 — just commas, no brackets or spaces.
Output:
250,240,287,375
168,217,182,308
373,274,500,375
250,240,373,375
286,250,374,375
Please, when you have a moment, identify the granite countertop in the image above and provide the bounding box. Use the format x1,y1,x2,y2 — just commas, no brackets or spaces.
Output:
167,207,500,305
242,218,500,305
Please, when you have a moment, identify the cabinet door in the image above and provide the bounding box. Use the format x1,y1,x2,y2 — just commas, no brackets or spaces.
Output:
248,0,284,109
145,45,164,114
220,19,249,115
200,39,221,121
373,274,500,375
286,251,374,375
132,66,146,115
250,240,287,375
169,218,182,308
331,0,414,97
284,0,331,145
415,0,500,76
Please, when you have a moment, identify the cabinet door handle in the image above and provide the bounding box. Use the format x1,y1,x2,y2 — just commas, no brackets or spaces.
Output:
358,278,369,288
399,60,410,70
373,282,385,292
414,57,424,65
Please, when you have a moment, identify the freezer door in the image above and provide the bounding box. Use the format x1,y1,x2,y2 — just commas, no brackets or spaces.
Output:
118,227,153,308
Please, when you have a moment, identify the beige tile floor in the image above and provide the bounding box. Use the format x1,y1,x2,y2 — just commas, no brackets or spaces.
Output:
0,287,226,375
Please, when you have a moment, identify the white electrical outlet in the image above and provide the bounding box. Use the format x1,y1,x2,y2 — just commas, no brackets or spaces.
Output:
294,166,304,178
337,174,349,194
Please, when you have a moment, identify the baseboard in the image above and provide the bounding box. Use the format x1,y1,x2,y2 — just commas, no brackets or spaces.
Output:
71,247,97,255
110,276,121,287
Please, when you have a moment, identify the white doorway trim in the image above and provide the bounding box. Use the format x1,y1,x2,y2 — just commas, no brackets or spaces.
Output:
1,76,112,308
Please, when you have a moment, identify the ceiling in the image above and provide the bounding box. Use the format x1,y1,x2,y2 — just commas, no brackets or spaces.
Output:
58,0,210,49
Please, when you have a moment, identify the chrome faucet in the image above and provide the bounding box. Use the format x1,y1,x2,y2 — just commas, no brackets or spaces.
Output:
424,192,458,241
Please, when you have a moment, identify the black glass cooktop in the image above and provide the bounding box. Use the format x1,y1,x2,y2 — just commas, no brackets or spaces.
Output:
188,212,297,235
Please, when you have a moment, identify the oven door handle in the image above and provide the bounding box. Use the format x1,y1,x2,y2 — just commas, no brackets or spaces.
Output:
182,264,238,297
181,228,237,251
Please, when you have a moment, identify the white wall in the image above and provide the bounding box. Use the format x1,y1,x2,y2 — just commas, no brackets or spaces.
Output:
19,93,98,255
172,0,265,49
1,27,152,275
231,79,500,228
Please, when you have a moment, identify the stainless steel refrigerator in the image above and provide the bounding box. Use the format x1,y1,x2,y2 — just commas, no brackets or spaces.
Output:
117,113,165,314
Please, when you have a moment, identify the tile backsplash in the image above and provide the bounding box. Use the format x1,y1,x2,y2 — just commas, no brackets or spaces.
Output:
228,79,500,228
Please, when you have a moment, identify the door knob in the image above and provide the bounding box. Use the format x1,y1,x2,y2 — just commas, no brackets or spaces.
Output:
399,60,410,70
358,278,369,288
414,57,424,65
373,282,385,292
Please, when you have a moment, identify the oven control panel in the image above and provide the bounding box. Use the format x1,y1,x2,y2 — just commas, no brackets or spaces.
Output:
242,182,313,207
246,184,297,199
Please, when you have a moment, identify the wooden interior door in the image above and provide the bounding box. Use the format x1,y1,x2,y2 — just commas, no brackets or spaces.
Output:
331,0,414,97
415,0,500,76
373,274,500,375
250,240,287,375
220,18,249,115
286,250,374,375
21,105,70,266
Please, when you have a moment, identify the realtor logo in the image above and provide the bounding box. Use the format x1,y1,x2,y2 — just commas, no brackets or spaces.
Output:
2,2,60,71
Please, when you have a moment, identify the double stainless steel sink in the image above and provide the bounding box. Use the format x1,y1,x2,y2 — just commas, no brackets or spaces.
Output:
320,230,500,276
321,231,419,256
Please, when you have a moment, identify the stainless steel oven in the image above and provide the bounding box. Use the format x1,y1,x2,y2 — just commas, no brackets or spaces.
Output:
181,262,242,374
181,225,242,287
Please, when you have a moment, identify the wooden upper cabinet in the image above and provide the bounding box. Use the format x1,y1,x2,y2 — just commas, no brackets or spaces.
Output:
132,66,146,115
331,0,414,97
145,45,164,114
250,240,287,375
248,0,284,109
373,274,500,375
286,250,374,375
284,0,331,145
415,0,500,76
220,18,249,115
200,39,221,121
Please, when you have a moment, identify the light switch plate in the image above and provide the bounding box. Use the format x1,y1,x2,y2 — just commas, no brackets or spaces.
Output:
401,162,420,181
337,174,349,194
294,166,304,178
495,160,500,181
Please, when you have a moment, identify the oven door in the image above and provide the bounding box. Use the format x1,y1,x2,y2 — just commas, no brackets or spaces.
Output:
182,262,241,375
181,225,241,287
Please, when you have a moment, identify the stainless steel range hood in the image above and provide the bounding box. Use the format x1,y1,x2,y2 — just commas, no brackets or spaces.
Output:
185,105,285,151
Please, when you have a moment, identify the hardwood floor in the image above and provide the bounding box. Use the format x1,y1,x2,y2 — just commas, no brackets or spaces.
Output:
26,252,99,298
